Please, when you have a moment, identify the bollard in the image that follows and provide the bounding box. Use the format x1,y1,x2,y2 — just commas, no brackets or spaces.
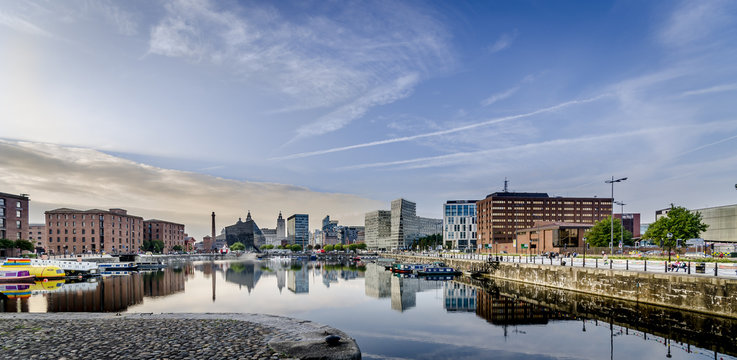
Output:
715,263,718,276
596,259,598,268
610,259,612,269
665,261,668,273
626,260,629,270
688,262,690,274
644,260,647,272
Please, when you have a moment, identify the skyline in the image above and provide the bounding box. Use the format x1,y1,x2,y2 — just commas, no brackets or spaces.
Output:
2,0,737,238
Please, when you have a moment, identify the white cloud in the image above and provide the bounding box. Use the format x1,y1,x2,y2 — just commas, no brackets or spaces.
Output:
0,11,53,37
488,30,518,53
148,0,453,136
681,83,737,97
0,140,382,238
480,86,519,107
658,0,735,47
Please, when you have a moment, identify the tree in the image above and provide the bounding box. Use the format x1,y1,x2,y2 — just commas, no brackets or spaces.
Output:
334,244,344,251
306,244,313,250
314,244,321,250
172,245,183,252
14,239,34,252
348,243,358,252
0,238,14,249
142,240,165,253
260,244,274,250
584,217,633,248
357,242,367,250
324,244,334,252
230,242,246,251
290,244,302,252
644,205,708,260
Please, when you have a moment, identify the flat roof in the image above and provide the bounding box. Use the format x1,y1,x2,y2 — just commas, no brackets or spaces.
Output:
0,192,29,200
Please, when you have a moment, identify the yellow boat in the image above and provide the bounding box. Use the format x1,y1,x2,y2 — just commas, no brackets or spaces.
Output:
1,258,66,279
0,280,65,299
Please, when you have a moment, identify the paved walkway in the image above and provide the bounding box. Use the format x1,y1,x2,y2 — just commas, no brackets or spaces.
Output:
0,313,360,360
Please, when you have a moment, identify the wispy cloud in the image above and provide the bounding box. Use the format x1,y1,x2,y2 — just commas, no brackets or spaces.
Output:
273,94,610,160
480,86,519,107
0,11,53,37
681,83,737,97
0,140,382,237
658,0,735,47
148,0,453,137
488,30,518,53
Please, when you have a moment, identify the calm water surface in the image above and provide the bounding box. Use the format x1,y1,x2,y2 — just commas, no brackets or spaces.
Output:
1,259,735,360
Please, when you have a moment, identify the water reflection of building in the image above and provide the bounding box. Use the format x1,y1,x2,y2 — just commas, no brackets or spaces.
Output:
225,262,262,293
444,282,476,312
142,269,185,297
46,274,144,312
390,275,443,312
288,266,309,293
364,263,392,298
322,269,338,288
476,289,566,325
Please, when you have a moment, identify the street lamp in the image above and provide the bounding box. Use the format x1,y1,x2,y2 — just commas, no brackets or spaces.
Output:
667,232,673,262
614,201,626,250
605,176,627,255
583,237,587,267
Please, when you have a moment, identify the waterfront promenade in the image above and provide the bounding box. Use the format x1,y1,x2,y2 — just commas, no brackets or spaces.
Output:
0,313,360,360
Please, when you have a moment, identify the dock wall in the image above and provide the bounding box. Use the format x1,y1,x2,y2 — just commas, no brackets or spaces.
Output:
389,254,737,319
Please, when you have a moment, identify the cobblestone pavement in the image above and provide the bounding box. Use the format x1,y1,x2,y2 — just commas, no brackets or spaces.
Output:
0,318,281,359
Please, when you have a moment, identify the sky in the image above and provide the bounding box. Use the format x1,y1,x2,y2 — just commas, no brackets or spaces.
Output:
1,0,737,239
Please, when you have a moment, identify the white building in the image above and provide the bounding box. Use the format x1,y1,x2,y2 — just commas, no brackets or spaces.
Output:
365,198,442,250
443,200,477,251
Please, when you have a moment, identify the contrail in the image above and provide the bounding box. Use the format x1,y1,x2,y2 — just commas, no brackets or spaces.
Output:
272,94,611,160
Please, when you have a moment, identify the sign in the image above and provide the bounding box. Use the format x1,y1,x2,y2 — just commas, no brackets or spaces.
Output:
521,244,528,249
618,241,623,248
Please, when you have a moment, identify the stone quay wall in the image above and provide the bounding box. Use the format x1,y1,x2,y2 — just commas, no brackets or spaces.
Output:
389,254,737,319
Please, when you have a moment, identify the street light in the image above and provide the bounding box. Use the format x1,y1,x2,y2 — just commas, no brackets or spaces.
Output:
583,236,587,267
614,201,626,250
605,176,627,255
667,232,673,262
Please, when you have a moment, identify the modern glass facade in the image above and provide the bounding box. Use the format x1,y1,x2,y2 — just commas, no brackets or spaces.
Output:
287,214,309,248
443,200,478,251
365,199,442,250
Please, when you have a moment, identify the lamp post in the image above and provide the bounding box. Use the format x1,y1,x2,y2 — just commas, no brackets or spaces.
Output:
583,237,587,267
605,176,627,255
667,232,673,262
614,201,626,250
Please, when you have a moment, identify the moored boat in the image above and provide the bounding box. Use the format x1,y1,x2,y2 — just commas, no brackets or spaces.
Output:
0,269,34,283
416,262,461,276
390,263,427,274
98,262,139,271
1,258,66,279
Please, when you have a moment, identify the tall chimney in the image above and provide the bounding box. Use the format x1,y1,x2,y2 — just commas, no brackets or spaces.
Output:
211,212,216,250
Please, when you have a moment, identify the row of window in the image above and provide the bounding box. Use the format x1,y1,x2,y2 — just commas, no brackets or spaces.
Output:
0,199,22,208
51,236,141,244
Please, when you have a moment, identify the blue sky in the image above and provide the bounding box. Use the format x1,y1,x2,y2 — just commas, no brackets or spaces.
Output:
1,0,736,237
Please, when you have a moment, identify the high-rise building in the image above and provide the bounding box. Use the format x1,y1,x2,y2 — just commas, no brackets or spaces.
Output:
0,192,29,241
287,214,309,247
365,199,442,250
45,208,144,255
443,200,478,251
276,212,286,242
476,191,612,253
143,219,186,253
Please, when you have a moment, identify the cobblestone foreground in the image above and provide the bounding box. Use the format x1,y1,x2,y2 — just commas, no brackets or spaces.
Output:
0,313,361,360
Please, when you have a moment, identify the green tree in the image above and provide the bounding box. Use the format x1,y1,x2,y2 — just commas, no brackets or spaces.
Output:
348,243,358,252
0,238,15,249
230,242,246,251
334,244,344,251
14,239,34,252
357,243,367,250
172,245,183,252
260,244,274,250
314,244,321,250
644,205,709,260
584,217,633,247
290,244,302,252
324,244,334,252
306,244,313,250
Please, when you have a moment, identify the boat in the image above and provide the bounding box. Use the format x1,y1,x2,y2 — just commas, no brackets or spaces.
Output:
0,283,32,299
416,262,461,276
1,258,66,279
390,263,427,274
0,269,34,283
98,262,138,271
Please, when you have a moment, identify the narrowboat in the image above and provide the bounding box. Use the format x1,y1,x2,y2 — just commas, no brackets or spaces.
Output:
1,258,66,279
0,269,34,283
416,262,461,276
390,263,427,274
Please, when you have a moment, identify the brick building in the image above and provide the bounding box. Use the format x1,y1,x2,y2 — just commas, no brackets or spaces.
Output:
144,219,186,253
515,221,594,254
28,223,45,251
476,192,612,253
45,208,143,255
0,192,29,241
613,213,641,238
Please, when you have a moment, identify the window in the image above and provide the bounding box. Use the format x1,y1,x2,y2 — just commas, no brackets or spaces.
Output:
49,229,52,234
16,209,21,217
16,201,21,208
0,199,4,206
16,220,21,229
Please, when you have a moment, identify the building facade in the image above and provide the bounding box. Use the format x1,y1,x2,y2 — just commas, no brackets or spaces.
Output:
276,212,286,242
613,213,641,238
443,200,478,251
476,192,612,253
693,204,737,243
365,199,442,250
515,221,594,254
287,214,309,248
143,219,186,253
0,192,29,241
45,208,143,255
28,223,45,251
224,211,266,250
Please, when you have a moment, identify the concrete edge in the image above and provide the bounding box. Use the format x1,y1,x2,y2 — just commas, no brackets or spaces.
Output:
0,312,361,360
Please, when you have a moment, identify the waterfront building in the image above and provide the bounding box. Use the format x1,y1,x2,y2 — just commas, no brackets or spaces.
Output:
515,221,594,254
443,282,476,312
224,211,266,250
143,219,186,253
0,192,29,241
276,212,286,242
202,235,213,252
365,199,442,250
287,214,309,248
655,208,671,221
443,200,478,251
476,191,611,253
45,208,143,255
184,236,196,252
693,204,737,243
339,226,365,244
613,213,641,238
261,228,277,246
28,223,45,252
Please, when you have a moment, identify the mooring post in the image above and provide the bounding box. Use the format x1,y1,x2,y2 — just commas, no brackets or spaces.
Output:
715,263,718,276
688,261,690,274
596,259,598,268
626,260,629,270
644,260,647,272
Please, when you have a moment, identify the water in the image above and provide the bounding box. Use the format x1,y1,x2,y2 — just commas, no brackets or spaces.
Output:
2,259,736,360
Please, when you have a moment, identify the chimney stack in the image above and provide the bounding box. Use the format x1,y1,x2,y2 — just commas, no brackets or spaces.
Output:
211,212,216,249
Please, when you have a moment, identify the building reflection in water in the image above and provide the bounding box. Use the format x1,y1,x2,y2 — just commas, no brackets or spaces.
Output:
225,262,262,293
46,274,144,312
443,282,476,312
390,275,443,312
364,263,391,299
475,287,572,326
288,265,309,294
